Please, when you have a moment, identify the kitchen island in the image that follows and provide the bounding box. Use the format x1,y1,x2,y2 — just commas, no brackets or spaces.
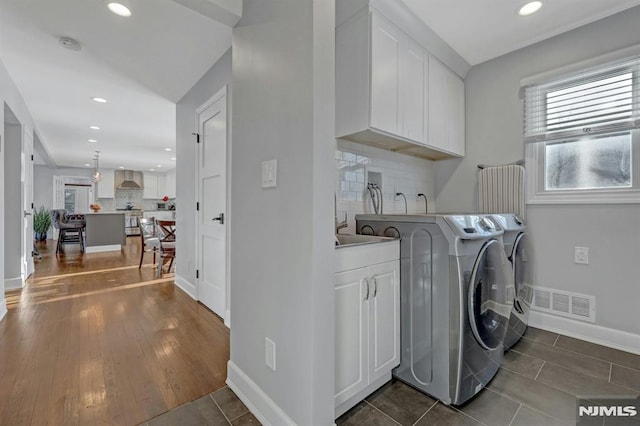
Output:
85,212,126,253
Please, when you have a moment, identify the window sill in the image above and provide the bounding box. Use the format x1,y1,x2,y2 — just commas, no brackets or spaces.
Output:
527,190,640,205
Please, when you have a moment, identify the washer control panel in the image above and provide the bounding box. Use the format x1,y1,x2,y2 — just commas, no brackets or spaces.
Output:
445,215,504,239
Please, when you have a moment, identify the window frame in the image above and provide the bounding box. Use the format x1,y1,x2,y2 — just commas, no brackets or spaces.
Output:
524,52,640,205
526,129,640,204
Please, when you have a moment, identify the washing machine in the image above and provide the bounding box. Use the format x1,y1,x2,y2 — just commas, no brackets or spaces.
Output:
355,214,514,405
488,214,532,351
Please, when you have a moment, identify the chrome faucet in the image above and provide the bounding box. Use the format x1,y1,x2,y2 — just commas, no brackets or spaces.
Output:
396,192,407,214
418,193,428,214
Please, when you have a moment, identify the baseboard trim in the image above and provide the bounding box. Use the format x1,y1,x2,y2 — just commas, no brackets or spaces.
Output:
4,276,24,290
0,298,7,322
174,274,196,300
529,310,640,355
85,244,121,254
227,361,296,426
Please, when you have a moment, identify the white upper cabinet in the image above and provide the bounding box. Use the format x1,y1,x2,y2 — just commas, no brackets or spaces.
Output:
165,169,176,199
97,170,115,199
402,39,426,144
336,7,464,160
370,12,401,136
428,58,465,156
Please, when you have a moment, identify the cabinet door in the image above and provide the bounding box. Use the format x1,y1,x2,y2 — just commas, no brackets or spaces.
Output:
165,170,176,199
98,170,115,198
447,71,465,156
402,39,425,143
335,268,369,407
370,12,401,136
157,174,166,199
368,260,400,384
143,174,158,199
427,58,448,152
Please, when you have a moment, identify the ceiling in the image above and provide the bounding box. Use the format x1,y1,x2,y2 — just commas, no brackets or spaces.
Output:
0,0,231,171
400,0,640,66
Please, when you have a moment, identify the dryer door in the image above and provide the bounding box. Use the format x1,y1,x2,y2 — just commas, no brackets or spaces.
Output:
468,239,514,350
511,232,532,308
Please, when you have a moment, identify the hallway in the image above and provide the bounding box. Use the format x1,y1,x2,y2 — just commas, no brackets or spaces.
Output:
0,239,230,425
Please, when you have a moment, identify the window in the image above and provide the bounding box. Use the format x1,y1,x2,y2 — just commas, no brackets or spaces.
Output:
524,55,640,203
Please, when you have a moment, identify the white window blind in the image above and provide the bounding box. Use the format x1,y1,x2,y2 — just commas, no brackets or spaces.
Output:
524,56,640,142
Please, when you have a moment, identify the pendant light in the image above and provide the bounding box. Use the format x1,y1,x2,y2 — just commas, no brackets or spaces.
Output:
92,151,103,183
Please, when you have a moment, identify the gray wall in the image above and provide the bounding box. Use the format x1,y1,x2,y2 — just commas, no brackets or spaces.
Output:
435,6,640,336
175,48,232,292
229,0,335,424
33,165,54,212
3,120,22,280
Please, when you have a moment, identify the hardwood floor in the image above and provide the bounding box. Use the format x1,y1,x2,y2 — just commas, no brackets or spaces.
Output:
1,238,230,426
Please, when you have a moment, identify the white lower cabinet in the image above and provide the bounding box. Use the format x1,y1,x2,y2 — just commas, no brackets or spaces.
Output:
334,243,400,418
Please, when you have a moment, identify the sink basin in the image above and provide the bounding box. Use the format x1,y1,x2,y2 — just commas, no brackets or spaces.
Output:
335,234,396,247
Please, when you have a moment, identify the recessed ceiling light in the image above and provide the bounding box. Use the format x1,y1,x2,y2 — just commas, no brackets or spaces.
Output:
91,97,107,103
519,1,542,16
119,166,125,169
171,157,176,161
164,148,172,151
106,2,132,17
157,165,163,168
84,163,91,167
88,139,97,143
90,125,100,130
150,168,155,171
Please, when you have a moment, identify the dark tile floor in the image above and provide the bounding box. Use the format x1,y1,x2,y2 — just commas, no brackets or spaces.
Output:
143,328,640,425
141,387,260,426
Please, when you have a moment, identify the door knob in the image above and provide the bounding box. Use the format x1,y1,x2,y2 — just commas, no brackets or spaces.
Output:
212,213,224,224
24,211,32,217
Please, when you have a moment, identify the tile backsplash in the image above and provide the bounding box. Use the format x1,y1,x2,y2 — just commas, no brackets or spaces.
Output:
335,140,436,234
97,189,166,211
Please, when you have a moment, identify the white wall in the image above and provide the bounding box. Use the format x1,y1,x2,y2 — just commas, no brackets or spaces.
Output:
435,6,640,342
336,139,436,234
175,48,231,297
0,57,42,320
228,0,335,424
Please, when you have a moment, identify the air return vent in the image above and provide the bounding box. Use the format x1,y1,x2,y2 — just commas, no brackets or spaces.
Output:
532,286,595,323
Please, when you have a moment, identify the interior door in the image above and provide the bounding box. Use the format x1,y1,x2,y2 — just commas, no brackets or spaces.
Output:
22,129,34,278
197,88,227,320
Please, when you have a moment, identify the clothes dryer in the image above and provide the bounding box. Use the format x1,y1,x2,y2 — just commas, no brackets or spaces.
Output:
356,214,514,405
488,214,532,350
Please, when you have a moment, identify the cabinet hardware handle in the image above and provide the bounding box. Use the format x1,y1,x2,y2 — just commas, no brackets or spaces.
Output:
372,277,377,298
363,278,370,301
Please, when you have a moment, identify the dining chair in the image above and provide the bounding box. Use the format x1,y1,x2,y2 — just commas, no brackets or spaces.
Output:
138,217,159,269
156,219,176,277
51,209,86,254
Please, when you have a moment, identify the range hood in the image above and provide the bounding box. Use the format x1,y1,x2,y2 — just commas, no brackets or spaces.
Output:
115,170,144,189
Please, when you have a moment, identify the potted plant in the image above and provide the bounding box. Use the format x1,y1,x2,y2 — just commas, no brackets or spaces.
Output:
33,206,52,241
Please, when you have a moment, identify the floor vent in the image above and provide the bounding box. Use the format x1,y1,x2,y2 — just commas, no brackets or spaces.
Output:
531,285,596,323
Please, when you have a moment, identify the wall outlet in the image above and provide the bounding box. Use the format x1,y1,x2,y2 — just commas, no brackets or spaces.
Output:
574,247,589,264
265,338,276,371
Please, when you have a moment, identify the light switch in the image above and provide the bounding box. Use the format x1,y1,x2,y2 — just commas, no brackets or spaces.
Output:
262,159,277,188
